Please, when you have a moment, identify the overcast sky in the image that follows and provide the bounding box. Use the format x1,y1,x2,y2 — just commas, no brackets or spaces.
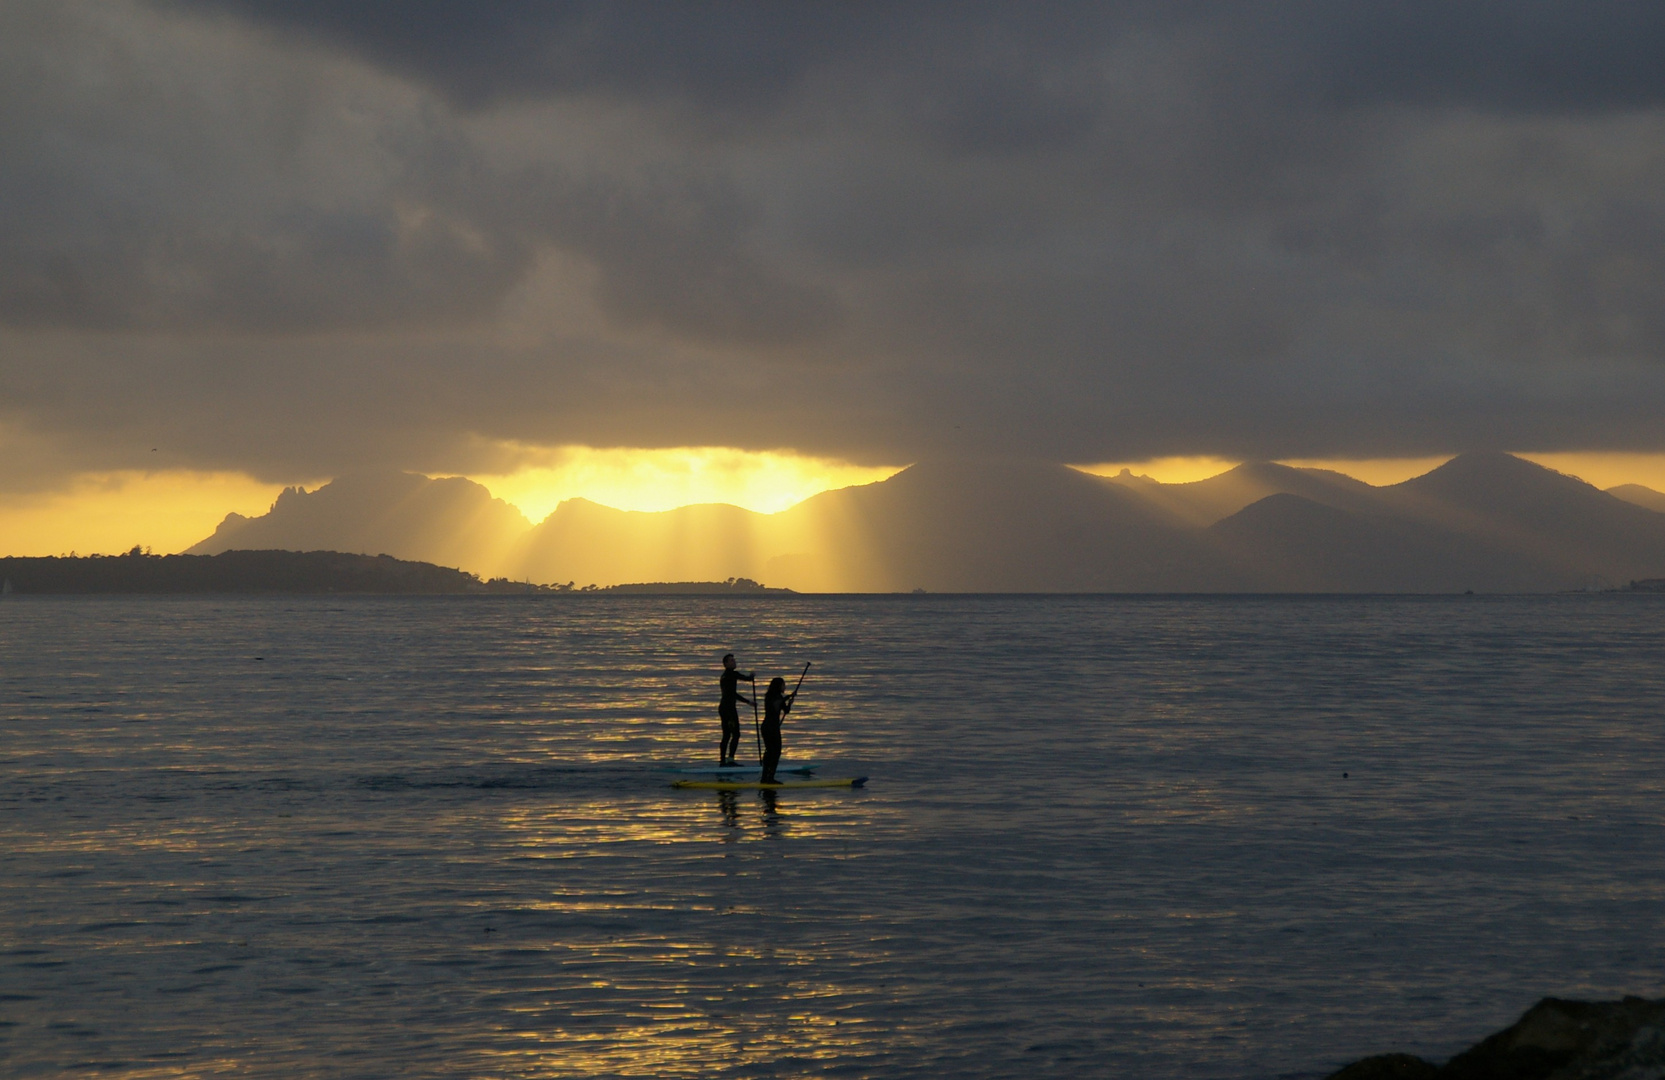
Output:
4,1,1664,491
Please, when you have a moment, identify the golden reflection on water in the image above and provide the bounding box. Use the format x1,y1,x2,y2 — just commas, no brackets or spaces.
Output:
496,786,888,849
470,933,904,1079
4,818,251,855
468,787,909,1077
66,1064,257,1080
474,1005,885,1079
3,787,913,1080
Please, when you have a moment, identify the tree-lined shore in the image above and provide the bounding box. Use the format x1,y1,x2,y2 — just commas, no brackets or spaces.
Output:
0,552,798,595
0,550,545,595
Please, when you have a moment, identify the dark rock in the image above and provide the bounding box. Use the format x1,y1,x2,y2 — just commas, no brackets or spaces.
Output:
1325,997,1665,1080
1328,1052,1439,1080
1439,996,1665,1080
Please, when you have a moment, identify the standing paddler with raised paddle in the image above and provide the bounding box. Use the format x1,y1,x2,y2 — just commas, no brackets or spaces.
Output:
759,663,810,785
717,653,755,767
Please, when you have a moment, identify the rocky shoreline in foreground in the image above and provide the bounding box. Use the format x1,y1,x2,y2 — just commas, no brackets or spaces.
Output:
1327,997,1665,1079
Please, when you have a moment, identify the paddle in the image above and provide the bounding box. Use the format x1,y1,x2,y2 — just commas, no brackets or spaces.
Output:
752,673,762,763
787,662,811,714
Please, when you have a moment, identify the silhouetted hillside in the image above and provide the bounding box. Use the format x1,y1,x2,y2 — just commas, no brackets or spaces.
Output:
513,499,768,587
0,550,534,594
1609,483,1665,514
1209,494,1555,592
189,472,529,577
1380,453,1665,587
1104,461,1379,525
170,454,1665,592
768,459,1247,591
511,459,1252,591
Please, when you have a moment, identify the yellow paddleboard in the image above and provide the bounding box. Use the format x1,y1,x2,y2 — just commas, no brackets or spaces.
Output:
671,776,867,791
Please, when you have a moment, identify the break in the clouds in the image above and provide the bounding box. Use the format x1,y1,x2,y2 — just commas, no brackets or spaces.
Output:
4,0,1665,487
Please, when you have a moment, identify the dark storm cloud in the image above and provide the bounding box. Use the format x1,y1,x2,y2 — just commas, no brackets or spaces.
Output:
4,0,1665,484
172,0,908,110
182,1,1665,115
518,168,843,345
0,2,525,333
1271,1,1665,113
0,2,835,337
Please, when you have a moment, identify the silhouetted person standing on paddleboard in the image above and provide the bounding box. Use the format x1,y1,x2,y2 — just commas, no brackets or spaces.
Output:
760,676,796,784
718,653,754,767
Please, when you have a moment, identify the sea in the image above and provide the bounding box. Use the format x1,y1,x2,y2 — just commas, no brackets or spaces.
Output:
3,594,1664,1079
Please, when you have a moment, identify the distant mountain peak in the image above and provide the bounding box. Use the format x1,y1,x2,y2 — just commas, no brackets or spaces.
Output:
1608,484,1665,514
1397,452,1602,501
1418,450,1570,481
171,454,1665,593
186,470,530,576
1220,460,1302,480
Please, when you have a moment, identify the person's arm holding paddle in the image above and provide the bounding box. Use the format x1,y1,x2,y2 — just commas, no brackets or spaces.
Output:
760,677,789,783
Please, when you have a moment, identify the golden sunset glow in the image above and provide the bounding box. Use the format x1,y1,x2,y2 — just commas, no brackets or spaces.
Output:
0,471,291,557
1077,454,1665,493
7,451,1664,569
1074,457,1242,484
1078,455,1455,486
1275,457,1456,486
466,446,904,521
1517,452,1665,493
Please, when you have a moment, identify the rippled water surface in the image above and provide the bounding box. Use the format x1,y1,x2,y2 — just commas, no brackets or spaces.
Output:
4,594,1665,1078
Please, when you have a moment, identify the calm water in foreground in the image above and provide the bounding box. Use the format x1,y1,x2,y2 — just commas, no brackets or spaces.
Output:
3,594,1664,1079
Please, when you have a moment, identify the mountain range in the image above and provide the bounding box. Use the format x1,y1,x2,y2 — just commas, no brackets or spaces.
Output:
187,454,1665,592
191,471,530,574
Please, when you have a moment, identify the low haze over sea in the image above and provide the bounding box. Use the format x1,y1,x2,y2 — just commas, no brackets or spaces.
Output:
5,594,1664,1078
